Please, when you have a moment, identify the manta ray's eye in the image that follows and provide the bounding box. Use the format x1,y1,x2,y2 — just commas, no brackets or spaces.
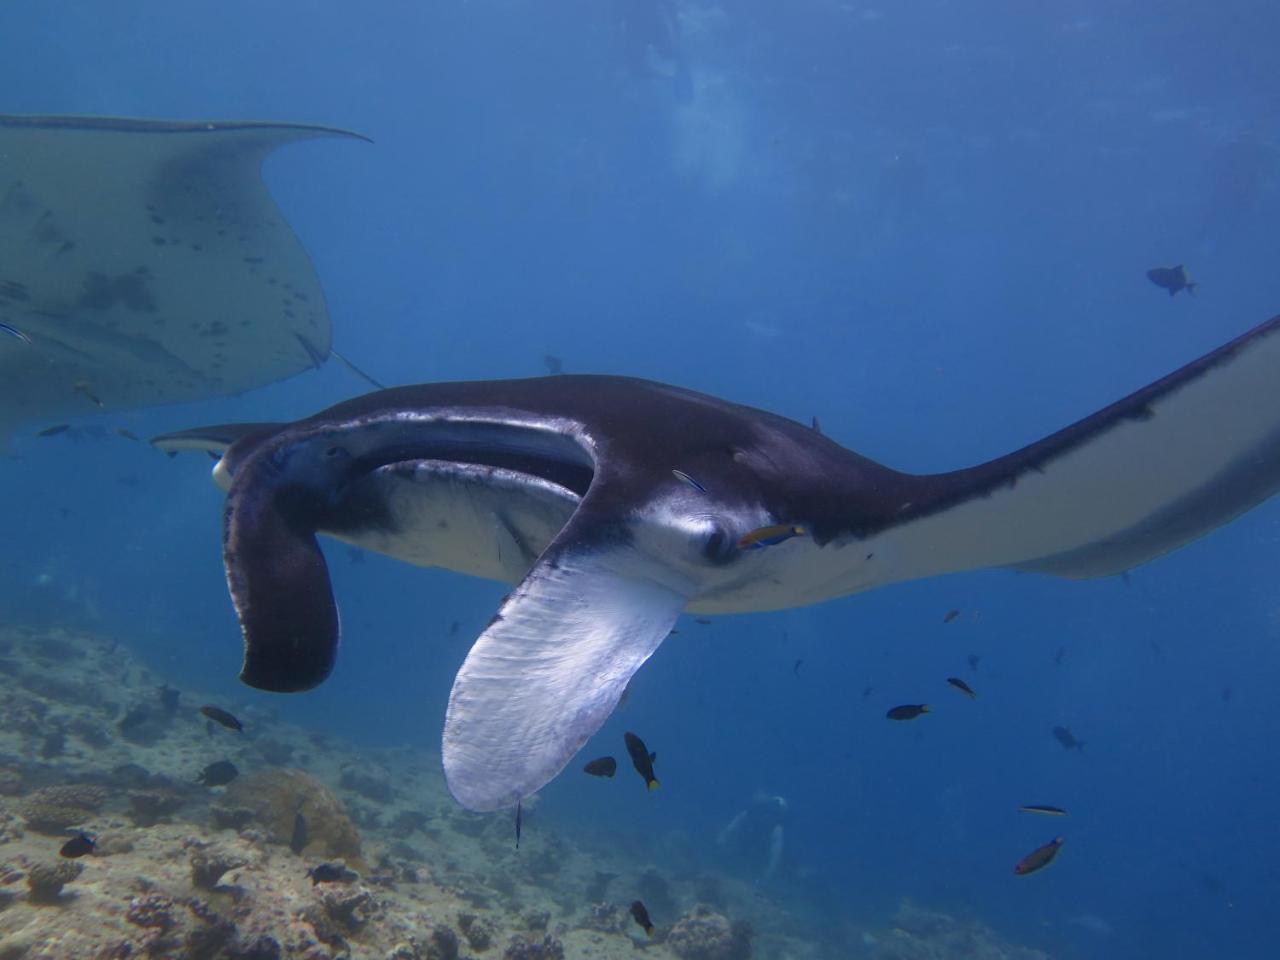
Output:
324,446,348,460
700,521,737,565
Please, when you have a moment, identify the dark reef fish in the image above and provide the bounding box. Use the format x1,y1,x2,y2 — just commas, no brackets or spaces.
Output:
583,757,617,778
36,424,70,438
116,427,140,442
625,731,659,791
1014,836,1064,875
943,609,960,623
307,861,358,885
1019,804,1068,817
967,654,981,672
290,810,308,855
197,760,239,787
59,831,95,858
630,900,655,936
1147,264,1198,297
1052,725,1085,752
946,677,976,699
200,705,243,732
887,704,929,721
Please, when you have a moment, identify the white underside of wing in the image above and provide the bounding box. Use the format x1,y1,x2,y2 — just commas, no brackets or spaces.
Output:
327,460,580,584
443,537,692,812
871,320,1280,586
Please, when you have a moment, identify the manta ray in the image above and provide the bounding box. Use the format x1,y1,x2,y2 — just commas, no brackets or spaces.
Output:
0,115,369,441
155,313,1280,812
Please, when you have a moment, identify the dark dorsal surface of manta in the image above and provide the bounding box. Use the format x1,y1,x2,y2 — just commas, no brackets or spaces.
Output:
155,313,1280,813
0,114,369,440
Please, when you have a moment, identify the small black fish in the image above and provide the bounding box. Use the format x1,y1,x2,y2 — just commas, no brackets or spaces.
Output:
1054,645,1066,666
448,620,460,637
624,731,660,791
1146,264,1198,297
946,677,976,699
694,618,712,625
583,756,617,778
307,861,358,885
1015,836,1064,876
630,900,655,936
671,468,706,493
515,800,522,848
886,704,929,721
967,654,981,672
290,810,308,855
943,609,960,623
197,760,239,787
1051,725,1085,752
792,658,804,677
1019,804,1068,817
73,380,104,407
200,705,243,732
116,427,140,442
811,415,822,434
543,353,564,375
37,424,70,438
861,685,874,699
59,831,96,858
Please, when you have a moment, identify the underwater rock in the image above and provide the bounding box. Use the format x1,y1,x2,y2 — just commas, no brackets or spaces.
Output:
319,885,376,931
126,893,176,930
25,858,83,902
867,901,1050,960
190,847,248,890
390,809,431,834
458,912,496,952
129,788,186,826
18,783,107,833
340,760,393,804
254,737,295,766
667,905,752,960
523,909,550,932
579,903,626,934
220,769,364,868
501,934,564,960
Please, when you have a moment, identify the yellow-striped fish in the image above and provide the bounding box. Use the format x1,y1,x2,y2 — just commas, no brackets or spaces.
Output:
738,524,806,550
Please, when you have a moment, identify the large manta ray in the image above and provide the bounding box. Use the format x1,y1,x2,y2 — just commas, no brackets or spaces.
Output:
156,313,1280,812
0,115,368,441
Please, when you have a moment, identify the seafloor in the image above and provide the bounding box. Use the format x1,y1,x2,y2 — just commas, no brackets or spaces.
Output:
0,624,1050,960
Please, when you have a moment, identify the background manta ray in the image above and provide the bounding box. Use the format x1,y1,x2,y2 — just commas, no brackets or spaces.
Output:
156,311,1280,814
0,115,369,441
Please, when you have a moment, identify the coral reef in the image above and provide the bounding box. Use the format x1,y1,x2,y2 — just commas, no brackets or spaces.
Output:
864,901,1050,960
667,904,753,960
0,624,1058,960
26,859,83,902
220,768,365,868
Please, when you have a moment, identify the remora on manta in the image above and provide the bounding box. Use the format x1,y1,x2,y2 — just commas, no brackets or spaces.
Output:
156,313,1280,813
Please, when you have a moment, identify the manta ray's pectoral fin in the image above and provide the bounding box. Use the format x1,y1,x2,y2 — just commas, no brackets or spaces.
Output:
222,459,339,694
443,512,692,812
891,314,1280,580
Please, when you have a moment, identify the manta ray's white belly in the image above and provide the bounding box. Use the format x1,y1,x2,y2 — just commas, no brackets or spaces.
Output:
324,459,579,584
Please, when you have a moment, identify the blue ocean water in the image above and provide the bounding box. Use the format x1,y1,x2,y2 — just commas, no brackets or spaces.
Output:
1,1,1278,957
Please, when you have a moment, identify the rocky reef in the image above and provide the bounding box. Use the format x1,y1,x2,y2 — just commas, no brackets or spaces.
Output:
0,625,1054,959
